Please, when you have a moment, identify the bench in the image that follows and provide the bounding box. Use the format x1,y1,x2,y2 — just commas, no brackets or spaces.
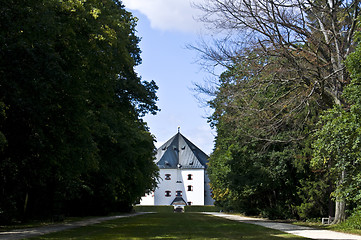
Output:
321,217,334,224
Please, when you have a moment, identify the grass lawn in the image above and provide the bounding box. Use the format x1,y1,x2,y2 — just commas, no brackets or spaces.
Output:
293,220,361,236
26,212,307,240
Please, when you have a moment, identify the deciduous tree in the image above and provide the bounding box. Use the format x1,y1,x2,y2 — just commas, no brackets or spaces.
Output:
193,0,360,222
0,0,158,222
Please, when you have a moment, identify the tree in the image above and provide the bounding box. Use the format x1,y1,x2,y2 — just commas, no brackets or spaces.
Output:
312,106,361,223
0,102,6,152
195,0,359,107
205,54,326,219
312,28,361,223
0,0,158,222
194,0,360,222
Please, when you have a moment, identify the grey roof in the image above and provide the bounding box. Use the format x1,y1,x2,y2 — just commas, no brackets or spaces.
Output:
155,132,209,169
171,196,187,206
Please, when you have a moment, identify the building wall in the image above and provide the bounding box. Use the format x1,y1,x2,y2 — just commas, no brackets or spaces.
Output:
154,169,183,205
204,172,215,205
139,191,154,205
139,168,214,206
181,169,204,205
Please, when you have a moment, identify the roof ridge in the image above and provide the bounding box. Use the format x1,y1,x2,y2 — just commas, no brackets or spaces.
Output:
155,132,208,169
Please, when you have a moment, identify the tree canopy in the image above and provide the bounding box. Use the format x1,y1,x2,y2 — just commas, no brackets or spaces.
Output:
194,0,361,221
0,0,158,223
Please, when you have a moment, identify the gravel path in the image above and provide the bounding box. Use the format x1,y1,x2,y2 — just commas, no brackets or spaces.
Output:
204,212,361,240
0,212,148,240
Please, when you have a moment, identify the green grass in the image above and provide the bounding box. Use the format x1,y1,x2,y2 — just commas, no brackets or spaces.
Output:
328,223,361,236
293,220,361,236
26,212,306,239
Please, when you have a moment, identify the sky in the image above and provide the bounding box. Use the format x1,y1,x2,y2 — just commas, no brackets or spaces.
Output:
122,0,216,154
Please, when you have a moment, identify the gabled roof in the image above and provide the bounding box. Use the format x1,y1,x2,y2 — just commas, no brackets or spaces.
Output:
155,132,209,169
171,196,187,206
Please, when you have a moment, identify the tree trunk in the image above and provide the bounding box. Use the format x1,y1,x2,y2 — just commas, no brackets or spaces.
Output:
332,170,346,224
23,192,29,222
332,199,346,224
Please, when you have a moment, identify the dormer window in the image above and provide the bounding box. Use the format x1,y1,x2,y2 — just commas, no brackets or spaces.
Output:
165,191,171,197
165,174,171,180
176,191,182,197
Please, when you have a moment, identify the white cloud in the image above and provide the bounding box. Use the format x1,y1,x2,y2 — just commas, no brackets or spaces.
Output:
122,0,204,33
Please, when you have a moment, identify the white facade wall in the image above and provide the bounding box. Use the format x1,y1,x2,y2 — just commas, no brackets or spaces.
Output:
181,169,204,205
139,168,215,206
154,169,184,205
139,191,154,205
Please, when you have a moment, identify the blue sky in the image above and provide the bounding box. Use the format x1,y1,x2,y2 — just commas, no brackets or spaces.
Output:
122,0,216,154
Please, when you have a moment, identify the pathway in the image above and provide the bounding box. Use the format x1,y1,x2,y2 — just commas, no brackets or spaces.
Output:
204,212,361,240
0,212,148,240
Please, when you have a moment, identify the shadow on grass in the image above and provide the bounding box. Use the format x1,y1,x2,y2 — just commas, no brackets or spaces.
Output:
29,213,307,240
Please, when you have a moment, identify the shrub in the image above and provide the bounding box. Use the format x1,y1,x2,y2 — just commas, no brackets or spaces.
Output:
344,209,361,230
184,206,221,212
133,206,173,213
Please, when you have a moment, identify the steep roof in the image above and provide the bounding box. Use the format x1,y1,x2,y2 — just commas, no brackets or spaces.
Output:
171,196,187,206
155,132,209,169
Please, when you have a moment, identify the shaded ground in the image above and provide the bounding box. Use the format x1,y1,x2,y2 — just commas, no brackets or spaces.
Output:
205,212,361,240
0,212,147,240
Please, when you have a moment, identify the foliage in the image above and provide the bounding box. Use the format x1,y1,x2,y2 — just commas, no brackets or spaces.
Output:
311,24,361,222
205,54,326,219
0,0,158,223
0,102,6,152
312,106,361,201
194,0,359,109
195,0,361,221
296,177,332,220
184,205,221,212
342,209,361,230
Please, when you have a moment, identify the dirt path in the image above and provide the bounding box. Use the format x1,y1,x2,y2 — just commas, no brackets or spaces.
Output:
0,212,148,240
204,212,361,240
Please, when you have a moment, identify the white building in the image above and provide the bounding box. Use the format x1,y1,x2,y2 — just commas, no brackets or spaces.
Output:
139,131,214,209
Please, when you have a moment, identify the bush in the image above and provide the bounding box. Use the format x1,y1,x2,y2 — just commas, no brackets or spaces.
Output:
133,206,174,213
260,205,292,220
344,209,361,230
184,206,221,212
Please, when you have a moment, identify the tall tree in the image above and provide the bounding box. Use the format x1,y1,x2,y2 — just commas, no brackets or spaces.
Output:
206,54,325,218
193,0,360,222
312,28,361,223
195,0,359,108
0,0,158,222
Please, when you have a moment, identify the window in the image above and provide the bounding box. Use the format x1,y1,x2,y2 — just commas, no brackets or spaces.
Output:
187,185,193,191
187,174,193,180
187,202,192,206
165,191,171,197
165,174,171,180
176,191,182,197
